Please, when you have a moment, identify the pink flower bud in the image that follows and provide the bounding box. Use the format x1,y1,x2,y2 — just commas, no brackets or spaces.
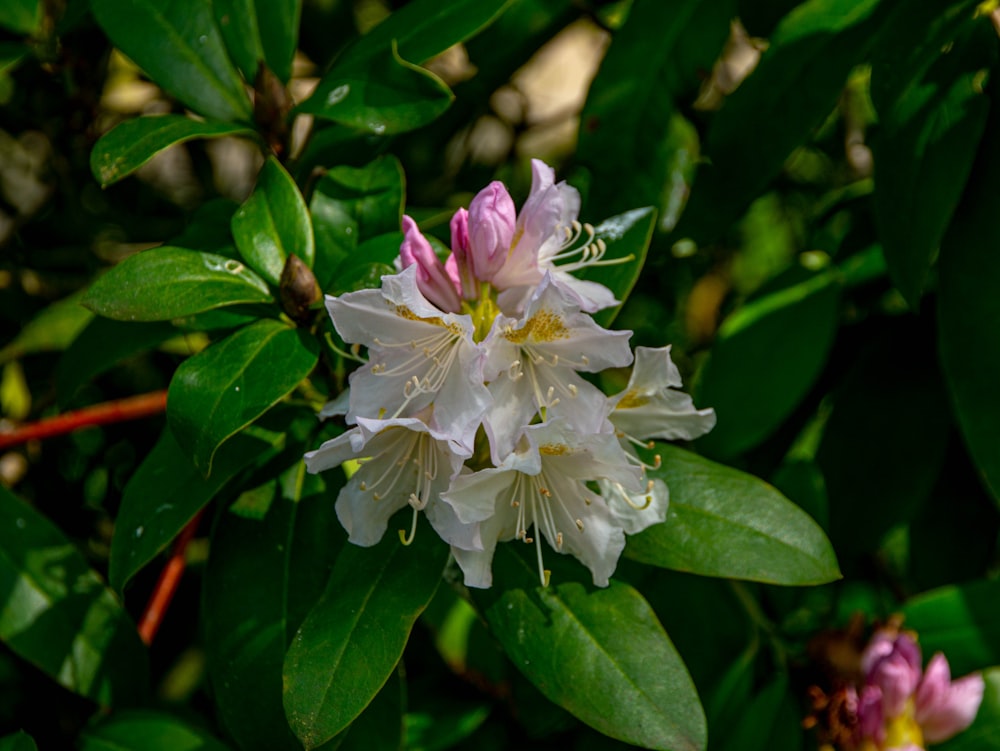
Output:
915,654,985,743
399,215,461,313
449,208,477,300
863,632,922,719
857,684,885,745
468,181,516,281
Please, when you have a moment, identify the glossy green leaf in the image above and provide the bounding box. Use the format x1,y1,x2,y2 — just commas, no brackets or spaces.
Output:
79,710,231,751
168,319,318,474
872,11,994,306
576,207,655,329
0,485,148,704
675,0,890,243
338,0,510,67
214,0,300,83
717,675,802,751
0,293,92,365
298,42,453,135
936,667,1000,751
577,0,731,218
310,156,404,290
89,0,251,123
232,157,315,286
0,732,36,751
204,460,343,751
283,517,447,749
903,579,1000,677
90,115,256,188
56,318,179,403
695,268,841,459
626,444,841,585
939,90,1000,503
332,671,405,751
817,322,951,554
485,572,705,751
82,247,273,322
0,0,40,35
110,426,284,592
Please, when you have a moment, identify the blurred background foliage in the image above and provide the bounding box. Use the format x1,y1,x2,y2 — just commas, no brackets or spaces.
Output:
0,0,999,749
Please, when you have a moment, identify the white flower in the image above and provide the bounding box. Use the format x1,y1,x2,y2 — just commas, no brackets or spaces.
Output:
441,421,643,588
481,274,633,461
304,414,478,550
326,264,491,452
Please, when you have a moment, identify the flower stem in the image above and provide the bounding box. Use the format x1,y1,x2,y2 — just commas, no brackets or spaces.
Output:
137,509,203,645
0,390,168,449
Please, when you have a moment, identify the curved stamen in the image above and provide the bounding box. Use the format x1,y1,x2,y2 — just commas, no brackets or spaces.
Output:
398,506,419,545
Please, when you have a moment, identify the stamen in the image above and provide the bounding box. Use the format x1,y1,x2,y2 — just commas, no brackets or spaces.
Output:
398,506,419,545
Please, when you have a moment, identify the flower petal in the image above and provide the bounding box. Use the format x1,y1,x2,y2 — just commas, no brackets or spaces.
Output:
916,654,985,743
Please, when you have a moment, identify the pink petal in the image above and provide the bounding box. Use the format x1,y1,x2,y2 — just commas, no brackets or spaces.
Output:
916,658,985,743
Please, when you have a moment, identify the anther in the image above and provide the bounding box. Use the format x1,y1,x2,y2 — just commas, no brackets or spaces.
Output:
575,519,584,531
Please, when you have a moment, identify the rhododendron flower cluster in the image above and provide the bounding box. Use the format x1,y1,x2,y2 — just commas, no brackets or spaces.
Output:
305,160,716,587
843,627,984,751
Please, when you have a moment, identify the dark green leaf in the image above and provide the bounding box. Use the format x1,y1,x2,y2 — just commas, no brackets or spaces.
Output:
817,321,951,554
204,460,343,751
89,0,251,123
332,670,405,751
214,0,300,83
872,11,994,306
56,318,179,403
335,0,510,67
903,579,1000,677
0,293,92,365
330,232,403,294
83,248,273,322
577,0,732,219
0,485,148,704
298,43,453,135
310,156,404,290
79,710,231,751
167,319,317,474
936,667,1000,751
695,268,841,459
110,426,284,592
0,0,40,35
485,573,705,751
232,156,315,286
717,675,802,751
0,731,37,751
283,517,446,749
626,444,841,585
675,0,890,243
90,115,256,188
576,207,656,329
939,86,1000,503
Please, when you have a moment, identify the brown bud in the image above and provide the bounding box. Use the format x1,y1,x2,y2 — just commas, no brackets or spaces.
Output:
254,61,291,156
280,254,321,325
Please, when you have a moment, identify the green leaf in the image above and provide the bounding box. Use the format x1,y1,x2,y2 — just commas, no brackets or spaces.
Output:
167,320,317,474
56,318,179,403
283,517,447,749
717,675,802,751
310,156,404,290
0,732,36,751
0,485,148,704
110,425,284,592
695,268,841,459
298,42,453,135
329,233,403,294
903,579,1000,677
936,667,1000,751
79,710,231,751
485,573,705,751
0,0,40,35
674,0,890,243
89,0,252,123
577,0,732,219
83,247,273,322
872,10,994,306
939,86,1000,503
204,460,343,751
331,671,405,751
575,207,656,329
0,293,92,365
90,115,256,188
232,157,315,286
626,444,841,585
214,0,300,83
817,322,951,554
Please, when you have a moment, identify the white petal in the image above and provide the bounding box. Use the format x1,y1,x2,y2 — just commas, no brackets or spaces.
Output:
318,389,352,420
304,430,359,474
600,477,670,535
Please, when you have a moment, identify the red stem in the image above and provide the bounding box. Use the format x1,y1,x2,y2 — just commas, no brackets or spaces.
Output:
0,390,168,450
137,509,203,646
